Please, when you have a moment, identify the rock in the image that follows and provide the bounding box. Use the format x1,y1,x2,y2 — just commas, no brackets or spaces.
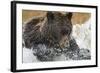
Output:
65,48,91,60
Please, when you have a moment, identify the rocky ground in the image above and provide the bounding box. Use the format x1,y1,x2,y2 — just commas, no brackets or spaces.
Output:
23,45,91,63
33,46,91,61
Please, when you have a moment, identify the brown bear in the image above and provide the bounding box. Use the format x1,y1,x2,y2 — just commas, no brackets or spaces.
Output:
23,11,79,61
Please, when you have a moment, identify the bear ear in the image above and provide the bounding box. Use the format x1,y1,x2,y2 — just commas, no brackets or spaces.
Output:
66,12,73,20
47,11,54,21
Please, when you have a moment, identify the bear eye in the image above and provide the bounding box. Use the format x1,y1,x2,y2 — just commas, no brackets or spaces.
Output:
61,29,69,35
61,27,71,36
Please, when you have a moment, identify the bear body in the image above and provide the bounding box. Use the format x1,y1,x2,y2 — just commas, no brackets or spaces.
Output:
23,11,80,61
